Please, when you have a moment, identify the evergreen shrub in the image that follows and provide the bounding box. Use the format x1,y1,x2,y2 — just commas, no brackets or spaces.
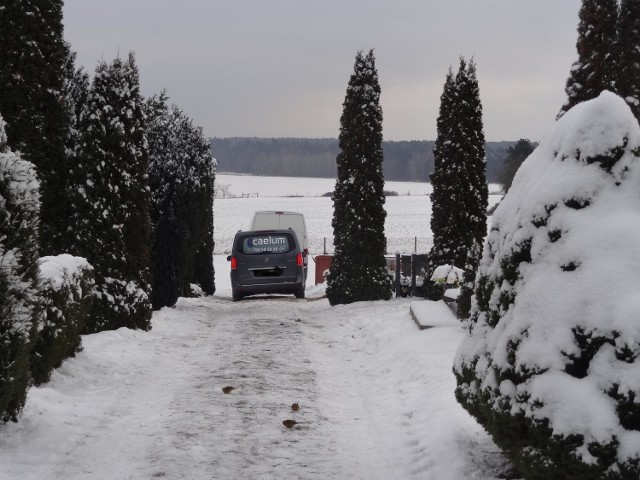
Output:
146,94,216,309
0,0,70,255
0,135,40,423
70,54,152,332
454,93,640,480
31,255,93,386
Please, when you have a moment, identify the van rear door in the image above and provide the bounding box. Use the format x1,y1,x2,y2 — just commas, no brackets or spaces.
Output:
234,232,299,286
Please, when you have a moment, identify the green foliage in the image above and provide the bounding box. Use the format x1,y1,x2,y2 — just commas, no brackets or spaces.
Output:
560,0,640,125
326,50,392,306
190,204,215,296
0,0,71,255
559,0,619,118
63,47,90,250
69,53,152,332
455,95,640,480
0,145,41,423
499,139,536,194
428,68,460,289
617,0,640,123
457,241,481,320
147,94,216,309
455,372,620,480
427,58,488,310
31,256,94,386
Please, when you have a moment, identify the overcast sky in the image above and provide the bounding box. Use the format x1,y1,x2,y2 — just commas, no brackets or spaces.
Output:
63,1,582,141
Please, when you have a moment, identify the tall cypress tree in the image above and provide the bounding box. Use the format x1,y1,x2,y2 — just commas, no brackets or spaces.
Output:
426,58,487,307
70,54,152,332
428,71,457,263
147,94,216,309
558,0,619,118
456,60,488,320
174,111,216,298
425,68,461,300
0,0,71,255
326,50,392,306
146,93,177,309
617,0,640,122
187,135,216,297
63,47,89,254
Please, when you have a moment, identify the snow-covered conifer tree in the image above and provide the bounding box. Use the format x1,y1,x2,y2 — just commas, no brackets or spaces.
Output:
147,94,216,309
0,0,71,254
63,47,90,254
188,152,216,297
326,50,392,305
425,58,487,307
455,60,488,319
0,117,41,422
617,0,640,122
558,0,619,118
70,54,152,332
426,68,458,301
455,92,640,479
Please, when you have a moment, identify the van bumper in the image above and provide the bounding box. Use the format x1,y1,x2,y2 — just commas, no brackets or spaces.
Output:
230,273,305,297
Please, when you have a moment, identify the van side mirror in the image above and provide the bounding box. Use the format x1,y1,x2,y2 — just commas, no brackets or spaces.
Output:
226,255,231,261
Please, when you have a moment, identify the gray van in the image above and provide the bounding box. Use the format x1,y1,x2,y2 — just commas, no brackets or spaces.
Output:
227,229,305,301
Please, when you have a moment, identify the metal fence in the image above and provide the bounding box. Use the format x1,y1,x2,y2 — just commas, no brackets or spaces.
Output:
214,236,433,255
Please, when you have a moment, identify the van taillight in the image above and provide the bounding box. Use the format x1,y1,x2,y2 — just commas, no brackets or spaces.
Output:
231,257,238,270
296,253,303,267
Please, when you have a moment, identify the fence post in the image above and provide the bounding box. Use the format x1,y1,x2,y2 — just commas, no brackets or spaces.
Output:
395,253,401,298
411,254,417,296
414,236,417,252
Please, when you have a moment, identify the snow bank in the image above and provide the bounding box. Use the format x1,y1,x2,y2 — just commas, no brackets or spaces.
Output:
454,92,640,477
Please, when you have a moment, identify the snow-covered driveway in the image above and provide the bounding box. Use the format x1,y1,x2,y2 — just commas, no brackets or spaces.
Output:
0,286,506,480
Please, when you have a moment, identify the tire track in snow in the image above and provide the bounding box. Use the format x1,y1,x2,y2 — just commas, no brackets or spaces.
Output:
143,295,357,479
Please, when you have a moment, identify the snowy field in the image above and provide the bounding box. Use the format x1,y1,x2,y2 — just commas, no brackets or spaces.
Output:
214,174,502,254
0,256,509,480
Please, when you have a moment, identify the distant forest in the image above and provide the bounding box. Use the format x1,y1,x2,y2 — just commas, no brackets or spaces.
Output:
210,137,516,183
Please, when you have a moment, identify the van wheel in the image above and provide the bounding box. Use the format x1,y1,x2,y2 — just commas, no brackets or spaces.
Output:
295,288,305,299
232,291,243,302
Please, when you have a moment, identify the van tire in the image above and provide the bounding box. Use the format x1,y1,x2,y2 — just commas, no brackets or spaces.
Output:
232,291,243,302
295,288,305,299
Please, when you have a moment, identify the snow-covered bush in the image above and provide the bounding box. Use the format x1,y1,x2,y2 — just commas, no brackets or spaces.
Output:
0,137,40,423
454,92,640,479
70,53,152,332
31,255,93,386
430,264,464,286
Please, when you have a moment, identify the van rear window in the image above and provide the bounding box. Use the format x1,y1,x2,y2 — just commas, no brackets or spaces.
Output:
240,234,294,255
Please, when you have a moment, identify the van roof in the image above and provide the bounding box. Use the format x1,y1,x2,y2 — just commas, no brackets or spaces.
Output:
235,228,296,236
253,210,303,215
